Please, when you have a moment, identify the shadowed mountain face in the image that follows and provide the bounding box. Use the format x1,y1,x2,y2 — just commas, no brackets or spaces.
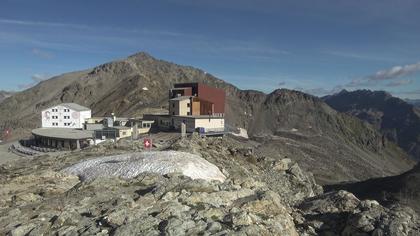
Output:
326,163,420,214
406,99,420,108
323,90,420,160
0,52,414,184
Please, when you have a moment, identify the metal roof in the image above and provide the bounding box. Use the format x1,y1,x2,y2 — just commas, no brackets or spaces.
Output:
169,96,193,101
60,103,91,111
103,126,131,130
32,128,93,140
42,103,90,112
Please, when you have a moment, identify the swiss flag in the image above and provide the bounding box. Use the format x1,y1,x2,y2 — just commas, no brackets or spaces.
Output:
144,138,152,149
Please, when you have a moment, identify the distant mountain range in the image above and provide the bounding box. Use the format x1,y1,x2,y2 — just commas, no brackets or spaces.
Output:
0,52,414,184
323,89,420,160
0,91,14,103
406,99,420,108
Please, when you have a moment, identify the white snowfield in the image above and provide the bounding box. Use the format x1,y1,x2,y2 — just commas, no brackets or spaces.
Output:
63,151,226,182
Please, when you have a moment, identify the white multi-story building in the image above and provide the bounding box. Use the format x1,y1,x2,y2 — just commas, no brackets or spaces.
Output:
41,103,91,129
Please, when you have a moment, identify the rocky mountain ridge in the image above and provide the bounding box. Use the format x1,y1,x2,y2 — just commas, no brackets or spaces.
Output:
406,99,420,108
0,90,14,103
0,52,414,184
324,89,420,160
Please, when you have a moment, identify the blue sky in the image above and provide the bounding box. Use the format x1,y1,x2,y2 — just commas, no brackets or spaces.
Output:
0,0,419,98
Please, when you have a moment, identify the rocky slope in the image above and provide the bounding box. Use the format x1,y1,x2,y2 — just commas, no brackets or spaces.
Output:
326,163,420,215
1,135,419,236
324,89,420,160
0,52,414,184
0,90,14,103
250,89,413,184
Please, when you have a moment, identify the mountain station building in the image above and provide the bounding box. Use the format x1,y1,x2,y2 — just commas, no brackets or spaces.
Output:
145,83,226,134
41,103,92,129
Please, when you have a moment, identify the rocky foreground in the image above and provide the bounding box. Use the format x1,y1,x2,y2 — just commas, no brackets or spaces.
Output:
0,134,419,235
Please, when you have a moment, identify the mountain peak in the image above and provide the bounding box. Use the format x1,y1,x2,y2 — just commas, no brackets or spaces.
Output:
128,51,155,60
337,89,349,95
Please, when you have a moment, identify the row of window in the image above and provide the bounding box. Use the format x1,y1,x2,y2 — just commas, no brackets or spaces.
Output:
52,122,72,126
51,108,71,112
51,116,70,119
142,123,151,128
172,103,191,108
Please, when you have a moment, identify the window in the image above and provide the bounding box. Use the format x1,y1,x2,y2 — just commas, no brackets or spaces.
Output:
64,116,70,119
122,131,126,135
172,103,175,108
172,112,175,115
64,109,70,112
187,112,190,115
187,103,190,107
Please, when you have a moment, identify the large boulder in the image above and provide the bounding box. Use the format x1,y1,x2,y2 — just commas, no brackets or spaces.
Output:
297,190,420,236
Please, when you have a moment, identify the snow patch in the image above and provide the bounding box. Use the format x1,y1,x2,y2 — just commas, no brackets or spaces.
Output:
63,151,226,182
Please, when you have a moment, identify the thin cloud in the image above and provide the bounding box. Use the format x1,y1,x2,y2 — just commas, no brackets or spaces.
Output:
0,18,90,30
300,86,343,96
347,62,420,87
324,50,394,62
0,18,191,38
368,62,420,81
386,79,413,87
392,89,420,99
278,81,286,86
32,48,54,59
295,85,344,97
18,74,51,89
